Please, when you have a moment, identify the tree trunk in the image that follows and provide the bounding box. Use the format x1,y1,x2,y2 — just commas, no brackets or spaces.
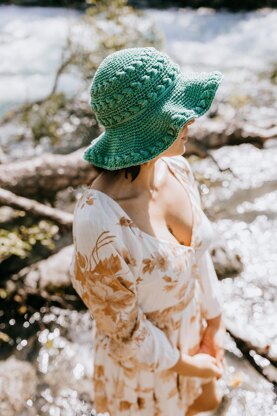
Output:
0,148,98,199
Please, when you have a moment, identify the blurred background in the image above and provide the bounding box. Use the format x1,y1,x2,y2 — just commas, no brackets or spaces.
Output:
0,1,276,415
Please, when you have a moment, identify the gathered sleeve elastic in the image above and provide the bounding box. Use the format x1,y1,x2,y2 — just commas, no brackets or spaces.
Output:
176,155,223,319
69,211,181,372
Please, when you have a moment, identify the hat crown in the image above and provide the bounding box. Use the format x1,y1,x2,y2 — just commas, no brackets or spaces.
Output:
90,47,180,128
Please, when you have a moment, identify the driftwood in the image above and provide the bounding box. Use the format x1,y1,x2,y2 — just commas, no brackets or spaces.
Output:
1,122,276,200
0,143,236,200
192,120,277,148
0,188,73,230
227,329,277,384
0,148,98,198
227,328,276,366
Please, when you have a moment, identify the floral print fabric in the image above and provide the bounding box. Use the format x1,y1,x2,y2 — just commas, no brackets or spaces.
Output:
70,155,222,415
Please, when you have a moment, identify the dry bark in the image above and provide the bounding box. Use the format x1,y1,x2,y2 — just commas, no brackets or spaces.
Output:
1,122,275,200
0,148,98,198
0,188,73,230
227,328,277,384
227,328,276,367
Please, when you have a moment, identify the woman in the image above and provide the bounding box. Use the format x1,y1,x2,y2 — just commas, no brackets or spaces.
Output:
70,47,225,416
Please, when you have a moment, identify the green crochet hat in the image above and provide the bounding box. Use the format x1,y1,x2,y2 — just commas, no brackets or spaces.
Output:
83,47,223,170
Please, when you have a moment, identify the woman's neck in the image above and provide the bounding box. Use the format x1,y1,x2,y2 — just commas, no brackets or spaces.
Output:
93,157,165,201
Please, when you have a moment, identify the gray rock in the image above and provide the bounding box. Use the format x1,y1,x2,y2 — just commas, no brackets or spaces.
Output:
25,245,74,293
0,357,37,416
210,244,243,280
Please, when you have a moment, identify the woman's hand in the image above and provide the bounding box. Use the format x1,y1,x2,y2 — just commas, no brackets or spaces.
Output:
199,315,225,366
170,352,223,379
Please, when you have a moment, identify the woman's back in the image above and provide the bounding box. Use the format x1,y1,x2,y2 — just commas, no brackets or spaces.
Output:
89,156,194,247
70,155,222,415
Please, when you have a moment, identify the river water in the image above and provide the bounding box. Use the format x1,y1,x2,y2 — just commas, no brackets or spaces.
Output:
1,6,277,123
0,5,276,416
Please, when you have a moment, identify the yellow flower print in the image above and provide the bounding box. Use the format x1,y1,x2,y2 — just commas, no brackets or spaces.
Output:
145,307,173,333
119,401,133,411
83,278,136,334
178,282,196,306
73,252,90,286
74,230,140,337
94,378,105,393
156,253,170,271
79,191,96,209
114,380,125,399
172,319,181,331
94,364,105,378
118,216,137,228
162,275,178,292
142,252,170,274
86,195,95,205
137,397,146,410
142,258,155,274
136,276,143,285
94,389,109,413
120,247,137,267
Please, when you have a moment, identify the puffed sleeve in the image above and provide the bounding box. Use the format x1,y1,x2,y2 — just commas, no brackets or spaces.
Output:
69,211,181,372
195,250,222,319
175,155,222,319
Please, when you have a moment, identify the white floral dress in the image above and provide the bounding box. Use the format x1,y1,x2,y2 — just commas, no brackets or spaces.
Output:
70,155,222,416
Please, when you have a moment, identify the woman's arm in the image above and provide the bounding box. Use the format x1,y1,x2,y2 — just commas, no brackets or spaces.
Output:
70,217,181,372
199,317,225,367
196,250,223,320
170,351,223,379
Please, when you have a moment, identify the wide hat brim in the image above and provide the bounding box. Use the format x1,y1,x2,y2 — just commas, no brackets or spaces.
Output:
83,70,223,170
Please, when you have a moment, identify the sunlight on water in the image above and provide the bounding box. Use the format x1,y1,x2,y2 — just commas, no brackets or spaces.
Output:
194,144,277,352
0,5,276,416
146,8,277,127
0,6,81,115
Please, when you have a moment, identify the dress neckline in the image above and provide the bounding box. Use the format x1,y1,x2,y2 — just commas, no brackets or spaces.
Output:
87,156,196,252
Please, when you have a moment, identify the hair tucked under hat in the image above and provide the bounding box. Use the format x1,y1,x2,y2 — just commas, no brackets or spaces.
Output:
83,47,223,170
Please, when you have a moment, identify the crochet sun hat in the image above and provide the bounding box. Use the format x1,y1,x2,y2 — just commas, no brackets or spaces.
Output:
83,47,223,170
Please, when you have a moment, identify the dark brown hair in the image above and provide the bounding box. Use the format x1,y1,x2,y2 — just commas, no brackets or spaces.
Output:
93,164,141,182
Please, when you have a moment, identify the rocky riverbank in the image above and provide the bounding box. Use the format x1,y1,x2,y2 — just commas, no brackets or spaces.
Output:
0,3,276,415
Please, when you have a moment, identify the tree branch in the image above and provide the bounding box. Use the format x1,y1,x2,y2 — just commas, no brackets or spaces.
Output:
0,188,73,230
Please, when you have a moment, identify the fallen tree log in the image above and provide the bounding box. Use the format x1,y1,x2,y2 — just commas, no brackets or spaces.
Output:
0,148,98,199
1,121,275,200
227,328,276,368
191,119,277,148
227,328,277,385
0,142,237,200
0,188,73,230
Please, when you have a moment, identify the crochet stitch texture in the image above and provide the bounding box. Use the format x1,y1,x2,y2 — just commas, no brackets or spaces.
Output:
83,47,223,170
